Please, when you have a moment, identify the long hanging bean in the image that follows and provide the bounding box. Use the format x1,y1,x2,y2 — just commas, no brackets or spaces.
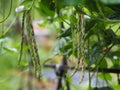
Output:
18,11,26,65
25,10,41,79
71,8,86,82
79,13,86,83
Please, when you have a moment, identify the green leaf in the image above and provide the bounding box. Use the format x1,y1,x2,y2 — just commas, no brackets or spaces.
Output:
19,61,27,66
20,0,32,5
85,0,98,12
99,59,107,68
89,46,101,66
98,73,112,81
19,0,33,10
103,29,116,45
0,38,8,43
70,15,77,24
3,47,18,53
85,19,97,32
58,28,71,38
55,0,85,8
36,3,55,18
100,0,120,4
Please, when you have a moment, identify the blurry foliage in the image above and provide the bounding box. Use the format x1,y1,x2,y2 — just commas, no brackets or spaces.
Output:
0,0,120,90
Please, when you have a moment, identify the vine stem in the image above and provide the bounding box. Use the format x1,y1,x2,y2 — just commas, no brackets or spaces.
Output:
0,0,12,23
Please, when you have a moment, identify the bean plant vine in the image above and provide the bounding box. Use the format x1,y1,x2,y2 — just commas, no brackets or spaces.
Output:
1,0,120,89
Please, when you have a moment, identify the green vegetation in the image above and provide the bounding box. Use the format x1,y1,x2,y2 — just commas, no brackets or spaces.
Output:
0,0,120,90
